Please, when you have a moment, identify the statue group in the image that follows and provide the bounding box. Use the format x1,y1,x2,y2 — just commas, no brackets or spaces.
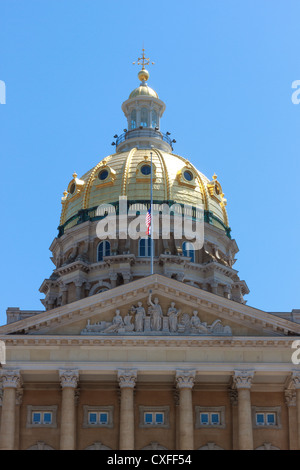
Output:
81,293,232,336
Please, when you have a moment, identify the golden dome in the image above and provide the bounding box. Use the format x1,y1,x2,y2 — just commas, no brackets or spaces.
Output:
129,84,158,99
59,148,229,236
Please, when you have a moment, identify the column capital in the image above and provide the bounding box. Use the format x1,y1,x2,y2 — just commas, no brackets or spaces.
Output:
0,368,22,389
175,369,196,389
285,389,297,407
59,369,79,388
291,370,300,389
229,388,238,406
233,369,255,389
117,369,137,389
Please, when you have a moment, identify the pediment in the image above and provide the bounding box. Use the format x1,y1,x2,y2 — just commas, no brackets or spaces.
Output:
0,275,300,338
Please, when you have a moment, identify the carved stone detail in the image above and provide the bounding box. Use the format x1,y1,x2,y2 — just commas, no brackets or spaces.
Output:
232,369,255,389
117,369,137,389
80,297,232,336
291,371,300,390
59,369,79,388
285,389,296,407
175,369,196,389
85,441,112,450
0,368,22,389
142,442,168,450
229,388,238,406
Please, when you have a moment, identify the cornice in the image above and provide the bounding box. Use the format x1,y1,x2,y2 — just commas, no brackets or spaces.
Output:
1,334,299,348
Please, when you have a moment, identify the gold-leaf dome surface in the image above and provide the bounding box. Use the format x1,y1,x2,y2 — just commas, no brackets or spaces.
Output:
60,148,229,235
129,84,158,99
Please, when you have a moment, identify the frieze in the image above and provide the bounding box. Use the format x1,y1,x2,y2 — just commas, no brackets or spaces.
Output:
80,294,232,336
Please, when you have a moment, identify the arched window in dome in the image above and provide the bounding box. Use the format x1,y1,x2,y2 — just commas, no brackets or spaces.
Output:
182,241,195,263
151,110,158,128
130,109,137,129
140,108,149,127
97,241,111,262
139,237,154,257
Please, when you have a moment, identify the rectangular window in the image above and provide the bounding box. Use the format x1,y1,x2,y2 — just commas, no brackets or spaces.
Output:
32,412,41,424
196,407,225,429
88,412,97,424
99,413,108,424
155,413,164,425
200,413,209,425
255,412,276,426
211,413,220,425
27,406,57,429
83,406,113,428
256,413,265,425
43,412,52,425
266,413,276,425
144,413,153,425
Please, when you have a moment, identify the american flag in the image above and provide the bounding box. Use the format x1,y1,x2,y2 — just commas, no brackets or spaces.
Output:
146,207,151,235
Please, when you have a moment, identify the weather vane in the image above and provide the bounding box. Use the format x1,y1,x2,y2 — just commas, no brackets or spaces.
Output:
133,48,155,70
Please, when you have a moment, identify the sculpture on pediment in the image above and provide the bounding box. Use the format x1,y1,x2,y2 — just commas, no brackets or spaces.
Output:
167,302,180,333
148,293,163,331
80,297,232,336
178,313,191,333
102,309,124,333
190,311,209,333
124,311,135,332
132,302,146,332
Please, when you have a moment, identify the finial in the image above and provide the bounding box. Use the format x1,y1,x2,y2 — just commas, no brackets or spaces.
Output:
133,48,155,83
63,190,68,197
212,173,218,180
73,172,77,179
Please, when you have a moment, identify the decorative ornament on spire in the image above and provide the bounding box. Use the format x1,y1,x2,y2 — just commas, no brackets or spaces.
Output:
133,48,155,83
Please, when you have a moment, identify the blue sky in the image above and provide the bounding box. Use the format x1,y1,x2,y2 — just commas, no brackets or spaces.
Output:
0,0,299,325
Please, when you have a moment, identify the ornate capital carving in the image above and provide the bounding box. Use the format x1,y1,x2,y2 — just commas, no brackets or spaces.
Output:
233,369,255,389
229,388,238,406
291,371,300,390
0,368,22,389
285,389,296,407
59,369,79,389
16,388,24,405
175,369,196,390
117,369,137,389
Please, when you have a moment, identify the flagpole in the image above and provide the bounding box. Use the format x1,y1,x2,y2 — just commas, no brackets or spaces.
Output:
150,149,154,275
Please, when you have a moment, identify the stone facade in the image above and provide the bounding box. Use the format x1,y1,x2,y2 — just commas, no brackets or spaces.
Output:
0,62,299,451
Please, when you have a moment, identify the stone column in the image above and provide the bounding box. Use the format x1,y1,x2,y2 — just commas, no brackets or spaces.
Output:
122,272,131,285
175,369,195,450
285,389,297,450
75,280,83,301
233,369,254,450
61,285,68,306
109,272,118,288
223,285,231,300
229,388,238,450
174,389,180,450
210,281,218,295
59,369,79,450
15,389,23,450
0,368,22,450
291,371,300,450
118,369,137,450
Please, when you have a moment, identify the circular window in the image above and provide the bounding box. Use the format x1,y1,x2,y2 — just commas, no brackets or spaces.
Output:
183,170,193,181
70,183,76,194
98,169,109,181
141,165,151,175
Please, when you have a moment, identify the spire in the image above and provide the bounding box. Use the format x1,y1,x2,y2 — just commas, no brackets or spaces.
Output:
132,48,155,84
